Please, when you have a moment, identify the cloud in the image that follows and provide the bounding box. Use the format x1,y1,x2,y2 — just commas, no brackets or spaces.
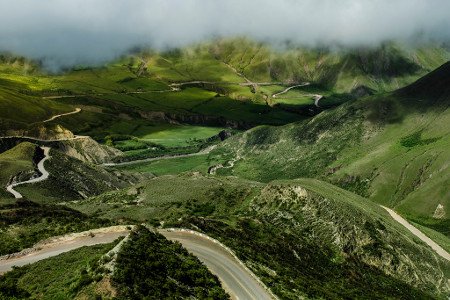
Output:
0,0,449,68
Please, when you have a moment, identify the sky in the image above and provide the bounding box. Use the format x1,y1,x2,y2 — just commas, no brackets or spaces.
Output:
0,0,449,68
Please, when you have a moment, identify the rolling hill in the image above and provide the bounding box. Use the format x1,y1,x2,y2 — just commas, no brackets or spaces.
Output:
205,61,450,238
0,42,449,299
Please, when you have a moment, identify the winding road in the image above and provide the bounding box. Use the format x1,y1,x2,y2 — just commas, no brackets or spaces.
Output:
313,94,323,107
161,229,275,300
0,226,130,274
42,108,81,123
271,83,310,98
6,147,51,199
0,227,275,299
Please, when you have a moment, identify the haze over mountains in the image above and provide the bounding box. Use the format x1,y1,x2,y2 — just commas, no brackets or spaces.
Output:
1,0,450,69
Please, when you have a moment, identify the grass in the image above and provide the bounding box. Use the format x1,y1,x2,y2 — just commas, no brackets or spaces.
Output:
113,226,229,299
117,154,212,176
70,173,259,223
0,242,117,299
132,124,225,147
2,38,446,140
204,67,450,237
0,142,37,198
70,173,450,299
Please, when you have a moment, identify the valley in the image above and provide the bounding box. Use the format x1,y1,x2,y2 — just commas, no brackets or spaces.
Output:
0,38,449,299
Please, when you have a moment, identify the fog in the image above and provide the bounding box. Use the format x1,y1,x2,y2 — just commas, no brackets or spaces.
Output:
0,0,449,68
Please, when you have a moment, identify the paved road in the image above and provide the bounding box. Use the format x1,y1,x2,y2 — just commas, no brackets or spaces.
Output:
161,230,275,300
0,227,275,299
382,206,450,261
0,228,129,274
6,147,51,199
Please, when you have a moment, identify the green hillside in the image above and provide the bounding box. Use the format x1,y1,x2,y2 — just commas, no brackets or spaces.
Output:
0,226,228,299
71,173,450,299
1,40,448,152
202,62,450,238
1,42,449,299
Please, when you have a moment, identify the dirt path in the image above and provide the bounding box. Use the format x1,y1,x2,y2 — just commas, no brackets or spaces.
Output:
208,151,241,175
6,147,51,199
42,108,81,123
382,206,450,261
271,83,310,98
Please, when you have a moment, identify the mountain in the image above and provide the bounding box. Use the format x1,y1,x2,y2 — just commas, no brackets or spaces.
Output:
70,173,450,299
0,44,449,299
206,61,450,238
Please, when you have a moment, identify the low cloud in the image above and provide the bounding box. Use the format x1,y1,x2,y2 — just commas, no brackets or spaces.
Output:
0,0,449,68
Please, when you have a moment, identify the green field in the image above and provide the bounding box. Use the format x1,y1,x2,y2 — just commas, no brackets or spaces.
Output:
132,124,225,147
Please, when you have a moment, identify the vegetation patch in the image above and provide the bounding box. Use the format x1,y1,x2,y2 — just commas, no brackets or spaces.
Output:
0,242,117,299
113,226,229,299
400,130,440,148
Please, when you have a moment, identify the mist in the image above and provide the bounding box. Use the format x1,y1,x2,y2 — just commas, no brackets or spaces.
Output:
0,0,449,69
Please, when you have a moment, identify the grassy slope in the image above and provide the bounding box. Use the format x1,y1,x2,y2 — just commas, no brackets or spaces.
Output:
207,62,450,237
0,142,37,199
0,199,113,255
0,227,229,300
15,149,135,203
0,143,132,255
70,173,450,299
0,242,117,299
1,40,448,144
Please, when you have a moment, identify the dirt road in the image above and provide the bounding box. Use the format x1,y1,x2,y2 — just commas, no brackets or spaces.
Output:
382,206,450,261
6,146,51,199
272,83,310,98
0,227,275,299
42,108,81,123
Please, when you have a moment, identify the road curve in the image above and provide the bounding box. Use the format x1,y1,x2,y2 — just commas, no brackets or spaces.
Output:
161,229,275,300
272,83,310,98
313,94,323,107
42,108,81,123
0,226,130,274
382,206,450,261
6,146,51,199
